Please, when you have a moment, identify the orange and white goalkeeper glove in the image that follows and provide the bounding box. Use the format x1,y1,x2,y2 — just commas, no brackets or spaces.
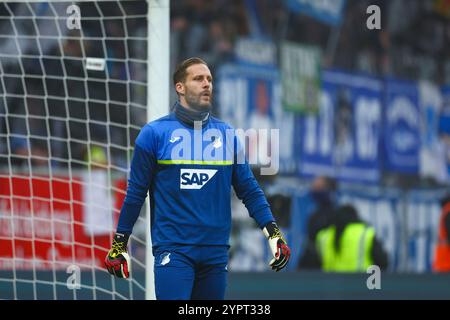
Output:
263,222,291,272
104,232,131,279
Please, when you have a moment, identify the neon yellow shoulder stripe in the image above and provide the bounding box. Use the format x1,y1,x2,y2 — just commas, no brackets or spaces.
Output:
157,160,233,165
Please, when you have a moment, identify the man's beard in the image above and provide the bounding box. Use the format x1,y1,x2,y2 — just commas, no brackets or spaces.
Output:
185,91,212,112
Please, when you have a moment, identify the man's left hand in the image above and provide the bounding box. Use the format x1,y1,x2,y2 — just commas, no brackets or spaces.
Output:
263,222,291,272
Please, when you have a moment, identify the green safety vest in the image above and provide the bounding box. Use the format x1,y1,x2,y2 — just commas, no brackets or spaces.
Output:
315,223,375,272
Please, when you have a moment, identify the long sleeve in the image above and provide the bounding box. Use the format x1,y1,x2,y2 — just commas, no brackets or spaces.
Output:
231,136,274,228
116,125,157,234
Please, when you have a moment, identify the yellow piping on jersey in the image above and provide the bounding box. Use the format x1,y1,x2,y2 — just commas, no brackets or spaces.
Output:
157,160,233,165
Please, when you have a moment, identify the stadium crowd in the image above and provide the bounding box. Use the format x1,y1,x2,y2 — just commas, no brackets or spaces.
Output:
1,0,448,175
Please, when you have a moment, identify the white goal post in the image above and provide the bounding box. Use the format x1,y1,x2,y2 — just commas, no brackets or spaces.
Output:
0,0,169,300
146,0,169,301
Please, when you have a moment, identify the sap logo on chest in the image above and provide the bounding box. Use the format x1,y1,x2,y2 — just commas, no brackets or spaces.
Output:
180,169,217,189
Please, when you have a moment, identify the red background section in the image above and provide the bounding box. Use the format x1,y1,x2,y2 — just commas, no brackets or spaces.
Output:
0,174,126,270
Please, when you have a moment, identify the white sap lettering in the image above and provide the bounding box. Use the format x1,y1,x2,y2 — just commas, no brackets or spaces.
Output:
180,169,217,190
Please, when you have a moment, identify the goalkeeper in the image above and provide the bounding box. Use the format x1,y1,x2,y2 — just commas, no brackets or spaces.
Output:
105,57,290,300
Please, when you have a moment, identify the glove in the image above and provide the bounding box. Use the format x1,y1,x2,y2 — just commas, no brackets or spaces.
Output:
104,232,131,278
263,222,291,272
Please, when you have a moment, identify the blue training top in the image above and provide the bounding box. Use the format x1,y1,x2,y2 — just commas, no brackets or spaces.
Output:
117,104,274,249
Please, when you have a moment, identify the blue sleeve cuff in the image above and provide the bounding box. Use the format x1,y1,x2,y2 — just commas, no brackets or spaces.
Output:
251,206,275,229
117,202,143,234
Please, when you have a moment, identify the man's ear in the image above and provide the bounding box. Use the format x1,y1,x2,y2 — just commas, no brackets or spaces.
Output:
175,82,185,96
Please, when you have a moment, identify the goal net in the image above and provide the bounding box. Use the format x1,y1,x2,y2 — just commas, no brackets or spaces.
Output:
0,0,156,299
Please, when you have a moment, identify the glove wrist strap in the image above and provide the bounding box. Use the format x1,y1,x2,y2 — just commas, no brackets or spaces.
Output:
263,222,280,240
111,232,130,254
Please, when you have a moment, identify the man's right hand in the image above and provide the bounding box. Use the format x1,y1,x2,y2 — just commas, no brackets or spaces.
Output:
104,232,131,278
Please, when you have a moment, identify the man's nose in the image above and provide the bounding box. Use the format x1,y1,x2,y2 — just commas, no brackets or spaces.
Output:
202,79,211,88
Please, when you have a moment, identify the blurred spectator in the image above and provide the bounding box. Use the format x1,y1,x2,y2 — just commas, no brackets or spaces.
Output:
172,1,241,63
83,144,109,170
200,19,234,69
7,96,49,168
433,194,450,272
315,204,388,272
298,176,337,269
9,136,48,168
10,136,30,167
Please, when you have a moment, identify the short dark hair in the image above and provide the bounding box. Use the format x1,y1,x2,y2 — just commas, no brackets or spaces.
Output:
336,204,359,220
173,57,208,86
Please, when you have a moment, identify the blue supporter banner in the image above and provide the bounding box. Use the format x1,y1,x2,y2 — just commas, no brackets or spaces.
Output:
298,70,382,183
440,86,450,136
383,78,420,174
289,185,445,273
217,63,297,174
404,189,443,273
285,0,346,26
440,86,450,179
